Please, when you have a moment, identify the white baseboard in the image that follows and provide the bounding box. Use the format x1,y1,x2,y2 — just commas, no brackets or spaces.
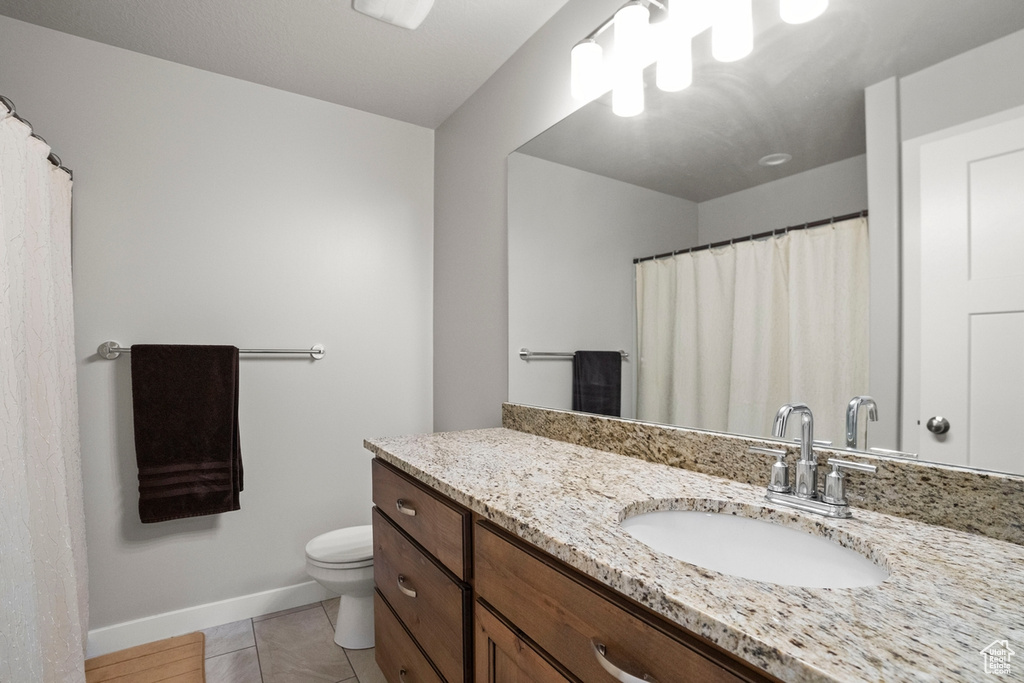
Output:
86,580,334,658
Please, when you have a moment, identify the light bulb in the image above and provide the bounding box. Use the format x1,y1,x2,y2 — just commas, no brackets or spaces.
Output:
657,0,693,92
657,38,693,92
712,0,753,62
780,0,828,24
612,1,650,115
570,39,605,101
614,2,652,70
613,66,644,117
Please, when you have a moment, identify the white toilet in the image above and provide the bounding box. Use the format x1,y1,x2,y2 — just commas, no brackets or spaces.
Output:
305,524,375,649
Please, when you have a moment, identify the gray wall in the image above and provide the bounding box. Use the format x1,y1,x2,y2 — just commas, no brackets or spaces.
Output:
697,155,868,244
507,153,698,418
864,78,902,450
433,0,626,431
900,28,1024,142
0,15,434,637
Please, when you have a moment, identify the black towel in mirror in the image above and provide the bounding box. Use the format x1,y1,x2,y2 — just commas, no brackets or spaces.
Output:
572,350,622,417
130,345,242,523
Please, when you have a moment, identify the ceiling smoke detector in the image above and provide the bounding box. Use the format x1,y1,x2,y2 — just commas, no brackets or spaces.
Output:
353,0,435,30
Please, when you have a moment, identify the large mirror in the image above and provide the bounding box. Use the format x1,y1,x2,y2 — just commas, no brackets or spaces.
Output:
508,0,1024,475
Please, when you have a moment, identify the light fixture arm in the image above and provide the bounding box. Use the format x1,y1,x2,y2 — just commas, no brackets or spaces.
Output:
582,15,614,42
581,0,667,41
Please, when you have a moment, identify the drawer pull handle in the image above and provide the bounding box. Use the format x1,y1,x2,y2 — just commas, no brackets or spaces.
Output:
396,499,417,516
399,667,408,683
592,641,657,683
397,575,418,598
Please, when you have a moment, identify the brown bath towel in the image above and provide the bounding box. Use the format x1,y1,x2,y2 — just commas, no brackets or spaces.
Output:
130,345,242,523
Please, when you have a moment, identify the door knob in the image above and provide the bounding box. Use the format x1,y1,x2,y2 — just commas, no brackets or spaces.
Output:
926,416,950,434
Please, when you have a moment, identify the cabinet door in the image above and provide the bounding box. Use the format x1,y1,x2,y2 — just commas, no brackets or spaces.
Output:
475,601,573,683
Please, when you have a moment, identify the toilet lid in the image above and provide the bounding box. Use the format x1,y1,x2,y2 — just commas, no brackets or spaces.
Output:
305,525,373,564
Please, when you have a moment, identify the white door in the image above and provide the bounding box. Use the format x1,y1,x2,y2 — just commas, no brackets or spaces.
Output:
910,111,1024,473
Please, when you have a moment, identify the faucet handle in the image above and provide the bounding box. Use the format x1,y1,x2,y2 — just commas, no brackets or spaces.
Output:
828,459,878,474
823,459,878,505
868,446,918,460
749,447,790,493
792,438,833,447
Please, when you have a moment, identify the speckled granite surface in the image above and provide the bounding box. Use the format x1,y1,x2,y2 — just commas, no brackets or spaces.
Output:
365,428,1024,683
503,403,1024,546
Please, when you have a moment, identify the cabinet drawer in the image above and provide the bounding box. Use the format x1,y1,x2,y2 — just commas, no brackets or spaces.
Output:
372,459,469,579
373,507,468,683
475,600,574,683
476,522,768,683
375,591,444,683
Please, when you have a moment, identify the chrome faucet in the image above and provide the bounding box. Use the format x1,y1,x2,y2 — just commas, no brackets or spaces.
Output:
845,396,878,449
750,402,879,519
771,403,817,499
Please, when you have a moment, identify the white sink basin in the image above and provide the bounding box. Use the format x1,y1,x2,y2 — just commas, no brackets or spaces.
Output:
621,509,887,588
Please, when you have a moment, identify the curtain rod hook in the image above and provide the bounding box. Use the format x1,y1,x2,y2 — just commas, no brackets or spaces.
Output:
0,95,13,121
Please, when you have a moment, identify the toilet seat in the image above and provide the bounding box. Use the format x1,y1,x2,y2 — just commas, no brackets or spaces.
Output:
305,525,373,567
307,556,374,570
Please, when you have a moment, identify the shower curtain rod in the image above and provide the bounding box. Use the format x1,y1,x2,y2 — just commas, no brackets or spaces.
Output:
0,94,73,179
633,209,868,264
98,341,326,360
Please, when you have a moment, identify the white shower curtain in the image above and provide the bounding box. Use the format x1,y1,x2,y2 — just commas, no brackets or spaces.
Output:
0,106,88,681
636,217,869,445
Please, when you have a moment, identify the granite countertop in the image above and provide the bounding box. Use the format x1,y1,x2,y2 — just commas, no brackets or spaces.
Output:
364,428,1024,683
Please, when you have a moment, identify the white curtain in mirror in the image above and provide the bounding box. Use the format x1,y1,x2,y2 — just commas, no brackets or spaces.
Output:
636,217,869,444
0,111,87,681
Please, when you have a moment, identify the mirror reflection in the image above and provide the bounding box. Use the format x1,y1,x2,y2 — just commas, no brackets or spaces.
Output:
508,0,1024,474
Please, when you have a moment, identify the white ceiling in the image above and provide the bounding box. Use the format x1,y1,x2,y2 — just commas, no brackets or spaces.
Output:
0,0,572,129
518,0,1024,202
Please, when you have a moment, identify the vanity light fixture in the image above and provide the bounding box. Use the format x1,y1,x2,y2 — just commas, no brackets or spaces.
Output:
759,152,793,166
780,0,828,25
570,0,828,116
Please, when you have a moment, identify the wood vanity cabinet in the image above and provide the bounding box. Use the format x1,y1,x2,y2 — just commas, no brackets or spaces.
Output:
372,459,472,683
371,458,776,683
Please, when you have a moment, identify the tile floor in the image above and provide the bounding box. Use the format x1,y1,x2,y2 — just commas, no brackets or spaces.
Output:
201,598,386,683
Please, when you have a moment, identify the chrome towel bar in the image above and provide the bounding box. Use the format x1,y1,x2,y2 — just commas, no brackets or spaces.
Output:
519,348,628,361
98,341,325,360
